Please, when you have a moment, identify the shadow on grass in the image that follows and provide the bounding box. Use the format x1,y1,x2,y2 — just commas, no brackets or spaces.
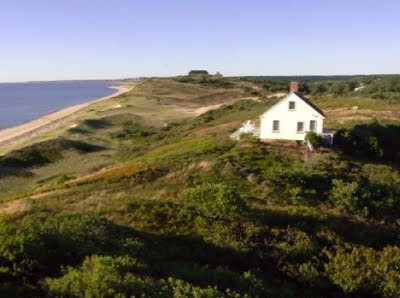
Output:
1,207,352,297
47,219,334,297
0,138,105,178
249,207,399,249
67,127,89,135
81,118,111,129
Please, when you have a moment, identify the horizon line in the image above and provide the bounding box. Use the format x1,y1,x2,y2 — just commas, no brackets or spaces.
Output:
1,73,400,83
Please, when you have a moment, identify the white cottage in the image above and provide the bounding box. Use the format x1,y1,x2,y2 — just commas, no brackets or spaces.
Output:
260,82,325,141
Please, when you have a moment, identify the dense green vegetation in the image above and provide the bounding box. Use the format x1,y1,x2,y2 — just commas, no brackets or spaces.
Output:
0,77,400,297
335,122,400,163
175,77,235,89
241,75,400,101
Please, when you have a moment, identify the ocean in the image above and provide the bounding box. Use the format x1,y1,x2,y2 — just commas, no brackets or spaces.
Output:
0,81,119,130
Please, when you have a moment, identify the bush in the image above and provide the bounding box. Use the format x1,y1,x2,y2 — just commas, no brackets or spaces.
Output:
175,77,195,83
0,217,46,277
330,179,365,216
335,123,400,163
46,256,246,297
263,163,330,205
305,132,323,149
181,183,246,219
0,213,133,283
42,213,120,258
157,262,271,296
198,78,234,88
46,255,156,298
110,123,158,141
325,246,400,297
330,178,400,221
163,278,226,297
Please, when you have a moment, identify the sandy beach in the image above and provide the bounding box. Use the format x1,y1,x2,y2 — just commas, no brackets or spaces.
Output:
0,84,132,149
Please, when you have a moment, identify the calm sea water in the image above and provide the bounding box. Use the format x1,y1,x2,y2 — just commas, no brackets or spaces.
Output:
0,81,119,129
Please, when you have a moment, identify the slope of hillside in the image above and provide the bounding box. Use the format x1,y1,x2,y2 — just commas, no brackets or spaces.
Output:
1,77,400,297
0,78,268,198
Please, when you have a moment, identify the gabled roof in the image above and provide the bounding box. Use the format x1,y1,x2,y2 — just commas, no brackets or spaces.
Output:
260,92,325,118
293,92,325,117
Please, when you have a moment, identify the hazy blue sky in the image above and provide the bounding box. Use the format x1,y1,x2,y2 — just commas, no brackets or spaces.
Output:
0,0,399,82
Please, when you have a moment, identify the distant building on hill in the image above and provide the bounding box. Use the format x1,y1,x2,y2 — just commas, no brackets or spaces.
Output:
213,71,223,78
189,70,209,77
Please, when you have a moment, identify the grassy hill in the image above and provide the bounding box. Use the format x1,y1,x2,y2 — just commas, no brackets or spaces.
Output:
1,76,400,297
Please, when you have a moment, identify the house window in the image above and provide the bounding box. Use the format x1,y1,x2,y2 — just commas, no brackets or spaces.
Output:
297,122,304,133
289,101,296,110
310,120,316,132
273,120,280,132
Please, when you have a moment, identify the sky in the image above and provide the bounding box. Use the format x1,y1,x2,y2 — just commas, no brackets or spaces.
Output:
0,0,399,82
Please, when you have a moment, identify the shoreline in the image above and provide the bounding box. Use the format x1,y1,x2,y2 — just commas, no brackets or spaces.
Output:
0,84,133,150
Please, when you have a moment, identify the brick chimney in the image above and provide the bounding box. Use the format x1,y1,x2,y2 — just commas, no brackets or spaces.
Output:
290,81,299,93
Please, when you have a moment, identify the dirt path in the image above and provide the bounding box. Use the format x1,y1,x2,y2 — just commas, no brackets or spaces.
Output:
325,108,399,123
170,103,224,116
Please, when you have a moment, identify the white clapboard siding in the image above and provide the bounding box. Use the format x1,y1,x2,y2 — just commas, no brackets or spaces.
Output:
260,92,325,141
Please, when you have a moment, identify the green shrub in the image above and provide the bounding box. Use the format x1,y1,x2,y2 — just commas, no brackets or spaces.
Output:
46,256,248,298
181,183,246,219
157,262,271,296
305,132,324,148
110,123,158,141
46,255,156,298
335,123,400,163
325,246,400,297
163,278,226,297
175,77,195,83
330,179,364,215
263,163,329,205
361,164,400,188
0,213,136,281
193,218,264,252
284,261,322,286
239,78,288,92
330,178,400,221
275,229,317,262
198,78,234,88
0,217,45,276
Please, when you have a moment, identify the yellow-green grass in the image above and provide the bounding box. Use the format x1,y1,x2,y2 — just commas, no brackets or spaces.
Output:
314,95,400,110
